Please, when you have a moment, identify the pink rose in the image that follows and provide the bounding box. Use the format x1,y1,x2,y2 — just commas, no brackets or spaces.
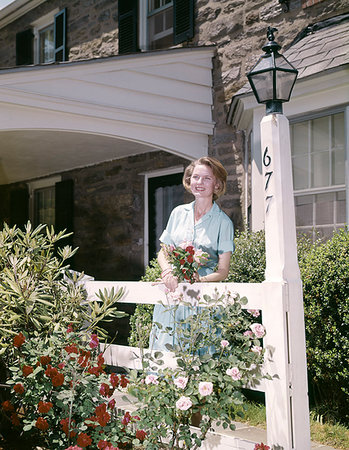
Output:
226,367,242,381
250,323,266,338
174,376,188,389
252,345,263,354
247,309,260,318
145,374,159,385
176,396,192,411
89,334,99,349
220,339,229,348
244,330,253,338
198,381,213,396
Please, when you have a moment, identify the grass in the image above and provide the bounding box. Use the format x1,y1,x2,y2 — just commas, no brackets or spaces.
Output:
233,402,349,450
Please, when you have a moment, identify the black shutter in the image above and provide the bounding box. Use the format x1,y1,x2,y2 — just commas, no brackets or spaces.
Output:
173,0,194,45
16,29,34,65
10,186,29,228
54,8,67,62
118,0,138,54
55,179,74,248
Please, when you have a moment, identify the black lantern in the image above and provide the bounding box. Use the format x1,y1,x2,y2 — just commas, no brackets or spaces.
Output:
247,27,298,115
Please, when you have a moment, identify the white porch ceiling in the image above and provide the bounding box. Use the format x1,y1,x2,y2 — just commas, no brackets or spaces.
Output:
0,47,215,184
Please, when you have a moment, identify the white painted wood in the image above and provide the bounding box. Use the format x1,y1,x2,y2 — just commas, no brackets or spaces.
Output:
260,114,310,450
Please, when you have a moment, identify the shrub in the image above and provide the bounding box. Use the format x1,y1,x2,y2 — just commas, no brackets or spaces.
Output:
2,328,142,449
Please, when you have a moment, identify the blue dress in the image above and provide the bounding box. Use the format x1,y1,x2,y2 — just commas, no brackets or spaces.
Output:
150,201,234,350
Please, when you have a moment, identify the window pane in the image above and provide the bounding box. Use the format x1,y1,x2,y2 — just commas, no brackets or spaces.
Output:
291,122,308,156
336,191,346,224
332,149,345,185
332,112,344,149
311,116,329,153
332,113,345,185
39,24,54,63
295,195,313,227
315,193,333,225
311,151,329,187
293,155,308,190
34,187,55,226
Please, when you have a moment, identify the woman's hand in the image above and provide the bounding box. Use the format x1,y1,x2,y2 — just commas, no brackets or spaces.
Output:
162,273,179,292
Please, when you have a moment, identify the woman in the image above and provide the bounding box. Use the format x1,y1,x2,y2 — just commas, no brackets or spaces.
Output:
151,156,234,350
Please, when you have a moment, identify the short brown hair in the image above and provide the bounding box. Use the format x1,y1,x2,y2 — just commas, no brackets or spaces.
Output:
183,157,227,201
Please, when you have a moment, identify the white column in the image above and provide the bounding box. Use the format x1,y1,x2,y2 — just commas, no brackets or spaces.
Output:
260,113,310,449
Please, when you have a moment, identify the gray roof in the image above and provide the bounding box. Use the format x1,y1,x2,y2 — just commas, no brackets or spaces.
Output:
234,13,349,98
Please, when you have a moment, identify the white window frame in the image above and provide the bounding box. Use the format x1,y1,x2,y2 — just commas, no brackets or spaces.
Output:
27,175,61,225
290,105,349,235
138,0,173,52
141,165,184,266
31,9,58,64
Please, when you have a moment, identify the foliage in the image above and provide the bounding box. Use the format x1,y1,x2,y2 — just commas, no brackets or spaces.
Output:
127,291,268,449
0,222,127,359
130,228,349,424
298,229,349,423
1,328,144,449
161,243,208,283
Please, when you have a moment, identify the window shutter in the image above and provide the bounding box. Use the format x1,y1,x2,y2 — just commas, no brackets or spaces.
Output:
54,8,67,62
16,29,34,65
55,179,74,248
118,0,138,54
173,0,195,45
10,186,29,228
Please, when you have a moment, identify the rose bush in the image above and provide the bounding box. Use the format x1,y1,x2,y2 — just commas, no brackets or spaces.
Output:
2,327,145,449
127,290,268,449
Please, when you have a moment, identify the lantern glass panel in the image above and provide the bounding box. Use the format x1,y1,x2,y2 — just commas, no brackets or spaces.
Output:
275,70,297,101
250,71,274,103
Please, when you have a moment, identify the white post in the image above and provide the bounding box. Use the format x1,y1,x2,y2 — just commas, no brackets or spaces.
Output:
260,113,310,449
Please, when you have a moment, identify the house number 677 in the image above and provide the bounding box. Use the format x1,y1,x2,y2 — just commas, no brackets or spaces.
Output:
263,146,273,213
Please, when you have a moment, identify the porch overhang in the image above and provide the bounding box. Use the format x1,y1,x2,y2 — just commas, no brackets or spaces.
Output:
0,46,215,184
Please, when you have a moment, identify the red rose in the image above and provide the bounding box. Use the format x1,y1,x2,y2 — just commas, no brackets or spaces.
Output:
98,440,113,449
35,417,49,431
186,254,194,263
22,365,33,377
76,432,92,447
11,412,20,426
110,373,119,388
13,332,25,348
99,383,112,397
58,362,66,369
108,399,116,410
60,418,76,437
179,258,185,265
13,383,25,394
66,323,74,333
38,401,53,413
136,429,147,442
120,375,129,388
45,365,57,378
122,411,131,426
64,344,79,354
51,372,64,387
40,355,51,366
185,245,195,255
2,400,14,412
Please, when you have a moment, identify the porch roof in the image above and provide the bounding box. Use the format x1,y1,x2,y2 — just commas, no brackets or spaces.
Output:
0,46,215,184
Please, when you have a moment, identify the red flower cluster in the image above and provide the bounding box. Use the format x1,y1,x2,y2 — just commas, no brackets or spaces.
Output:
87,353,105,377
13,332,25,348
95,403,111,427
254,444,270,450
38,401,53,414
11,412,20,426
76,432,92,448
35,416,49,431
99,382,113,398
13,383,25,394
135,429,147,442
110,373,129,389
64,343,79,355
45,365,65,387
22,365,33,377
78,349,91,368
2,400,14,412
98,441,118,450
89,333,99,349
40,355,52,366
121,411,139,426
60,417,77,438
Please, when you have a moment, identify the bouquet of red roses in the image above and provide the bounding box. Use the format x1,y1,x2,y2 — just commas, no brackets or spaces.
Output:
162,242,209,283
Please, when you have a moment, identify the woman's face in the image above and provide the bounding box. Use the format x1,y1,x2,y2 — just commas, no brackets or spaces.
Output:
190,164,218,200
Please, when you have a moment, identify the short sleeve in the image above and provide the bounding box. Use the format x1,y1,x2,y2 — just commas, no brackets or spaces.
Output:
217,214,234,254
159,209,176,245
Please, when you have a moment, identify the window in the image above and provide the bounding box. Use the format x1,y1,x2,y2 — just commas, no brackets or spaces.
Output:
148,0,173,50
291,111,346,240
143,167,184,264
28,176,61,227
16,8,67,65
118,0,194,54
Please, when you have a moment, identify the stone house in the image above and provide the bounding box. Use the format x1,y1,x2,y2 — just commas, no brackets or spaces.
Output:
0,0,348,284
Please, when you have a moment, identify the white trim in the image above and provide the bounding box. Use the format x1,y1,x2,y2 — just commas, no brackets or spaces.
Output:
143,165,184,266
0,0,47,29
